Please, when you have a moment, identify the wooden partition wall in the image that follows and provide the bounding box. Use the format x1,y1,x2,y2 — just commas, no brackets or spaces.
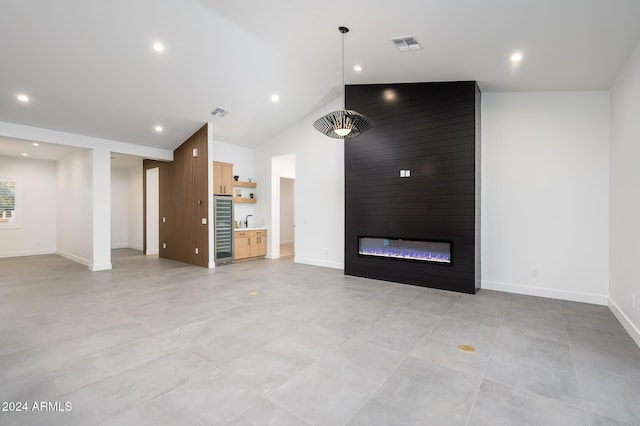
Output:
143,124,209,267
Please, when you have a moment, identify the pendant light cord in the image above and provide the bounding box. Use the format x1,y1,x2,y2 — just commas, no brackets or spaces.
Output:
341,30,346,108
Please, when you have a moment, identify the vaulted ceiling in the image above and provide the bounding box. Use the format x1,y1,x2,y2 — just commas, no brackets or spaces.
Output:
1,0,639,151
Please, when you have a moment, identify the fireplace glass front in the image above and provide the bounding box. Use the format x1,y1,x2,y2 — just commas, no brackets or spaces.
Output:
358,237,451,264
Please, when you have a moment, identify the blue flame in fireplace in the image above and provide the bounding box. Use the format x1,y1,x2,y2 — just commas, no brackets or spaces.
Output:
359,237,451,264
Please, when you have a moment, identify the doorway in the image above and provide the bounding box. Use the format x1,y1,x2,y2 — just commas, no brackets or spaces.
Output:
270,154,295,259
145,167,159,255
280,177,295,258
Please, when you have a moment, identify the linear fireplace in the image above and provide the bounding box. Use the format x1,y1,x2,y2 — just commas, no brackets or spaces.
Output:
345,81,480,294
359,237,451,264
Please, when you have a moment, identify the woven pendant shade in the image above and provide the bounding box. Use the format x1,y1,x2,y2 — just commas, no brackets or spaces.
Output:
314,26,372,139
313,108,373,139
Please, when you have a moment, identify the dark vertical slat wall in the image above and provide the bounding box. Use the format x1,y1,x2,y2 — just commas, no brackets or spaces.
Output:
345,81,481,294
143,124,209,267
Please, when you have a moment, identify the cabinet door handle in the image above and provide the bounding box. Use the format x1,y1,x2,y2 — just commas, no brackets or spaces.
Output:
247,238,250,245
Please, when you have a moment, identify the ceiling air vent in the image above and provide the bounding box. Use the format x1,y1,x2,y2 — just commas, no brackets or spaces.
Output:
391,36,421,51
211,107,229,118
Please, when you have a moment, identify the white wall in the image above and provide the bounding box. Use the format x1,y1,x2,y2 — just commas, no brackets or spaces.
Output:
128,164,143,250
0,156,57,257
610,40,640,345
254,98,345,269
481,91,610,304
57,148,92,266
210,139,256,226
145,167,160,255
110,164,143,251
280,177,295,244
111,167,129,249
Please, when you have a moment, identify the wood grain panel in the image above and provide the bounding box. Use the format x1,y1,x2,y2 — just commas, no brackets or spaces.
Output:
143,124,209,267
344,82,480,294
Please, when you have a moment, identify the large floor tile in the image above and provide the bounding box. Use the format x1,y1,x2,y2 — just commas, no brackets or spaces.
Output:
468,379,588,426
411,317,498,375
39,349,212,425
227,398,310,426
485,331,582,406
268,339,404,425
576,363,640,425
349,356,481,426
404,288,462,316
501,294,568,343
356,306,440,353
444,291,508,328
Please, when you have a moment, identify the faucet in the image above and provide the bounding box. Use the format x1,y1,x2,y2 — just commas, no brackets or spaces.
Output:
245,214,253,228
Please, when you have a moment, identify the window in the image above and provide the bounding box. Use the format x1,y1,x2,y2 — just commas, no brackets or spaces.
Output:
0,177,18,227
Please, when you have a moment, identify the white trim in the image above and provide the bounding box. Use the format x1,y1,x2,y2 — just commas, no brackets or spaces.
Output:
608,298,640,348
111,243,128,249
146,250,159,256
90,262,112,271
481,280,608,305
294,256,343,270
0,249,56,258
56,249,90,267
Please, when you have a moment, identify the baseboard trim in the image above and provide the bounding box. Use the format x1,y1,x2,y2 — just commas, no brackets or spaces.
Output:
608,298,640,348
56,250,90,267
146,250,159,256
90,262,112,272
481,280,608,305
0,249,56,258
111,244,128,249
294,257,344,270
128,244,143,251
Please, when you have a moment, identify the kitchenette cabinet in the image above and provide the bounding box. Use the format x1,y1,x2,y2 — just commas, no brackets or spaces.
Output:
213,161,233,196
234,229,267,260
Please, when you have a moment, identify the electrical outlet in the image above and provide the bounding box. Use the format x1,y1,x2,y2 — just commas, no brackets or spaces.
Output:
531,269,539,279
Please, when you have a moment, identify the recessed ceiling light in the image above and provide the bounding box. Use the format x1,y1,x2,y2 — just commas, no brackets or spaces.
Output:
354,65,362,72
383,89,397,101
21,153,28,156
510,52,523,62
17,94,30,102
271,94,279,102
154,125,163,133
153,42,165,53
32,143,39,147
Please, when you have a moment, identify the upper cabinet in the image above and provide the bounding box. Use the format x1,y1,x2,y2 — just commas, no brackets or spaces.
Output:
213,161,233,196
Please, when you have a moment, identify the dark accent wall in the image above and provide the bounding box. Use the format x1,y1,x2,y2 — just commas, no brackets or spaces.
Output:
345,81,480,294
143,124,209,267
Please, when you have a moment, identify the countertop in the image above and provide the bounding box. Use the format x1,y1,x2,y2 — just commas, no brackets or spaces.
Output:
234,227,267,231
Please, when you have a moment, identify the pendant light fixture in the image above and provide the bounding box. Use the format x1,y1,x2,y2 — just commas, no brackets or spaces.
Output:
313,26,373,139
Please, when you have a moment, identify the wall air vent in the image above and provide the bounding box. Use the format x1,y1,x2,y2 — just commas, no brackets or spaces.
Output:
211,107,229,118
391,36,421,51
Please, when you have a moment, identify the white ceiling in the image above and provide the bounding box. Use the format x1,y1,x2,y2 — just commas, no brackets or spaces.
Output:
1,0,639,151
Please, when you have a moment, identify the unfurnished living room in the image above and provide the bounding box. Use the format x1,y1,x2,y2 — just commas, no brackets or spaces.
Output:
1,1,640,425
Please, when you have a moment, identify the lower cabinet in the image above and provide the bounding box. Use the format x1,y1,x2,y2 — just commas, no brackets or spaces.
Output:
234,229,267,260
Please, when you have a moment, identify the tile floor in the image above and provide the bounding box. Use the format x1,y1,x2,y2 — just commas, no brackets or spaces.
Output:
1,249,639,425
